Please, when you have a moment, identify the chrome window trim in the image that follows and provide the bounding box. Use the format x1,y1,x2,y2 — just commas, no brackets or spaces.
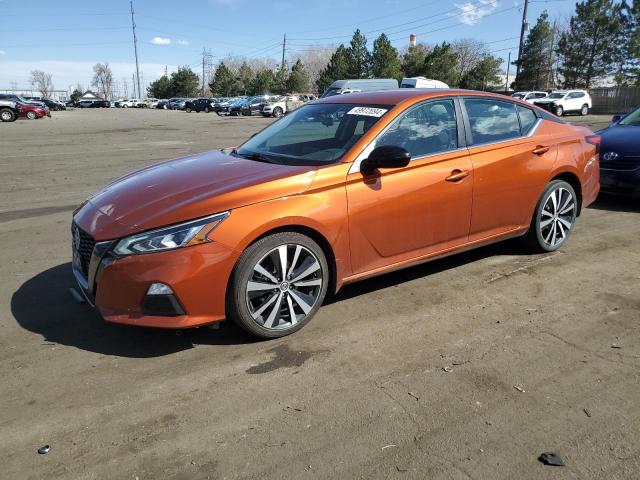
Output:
348,98,461,174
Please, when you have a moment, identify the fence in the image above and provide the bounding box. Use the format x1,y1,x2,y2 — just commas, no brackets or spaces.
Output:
590,87,640,114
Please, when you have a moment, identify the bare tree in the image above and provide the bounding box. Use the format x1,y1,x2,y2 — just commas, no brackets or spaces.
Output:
451,39,489,86
91,63,114,100
30,70,54,98
294,46,334,93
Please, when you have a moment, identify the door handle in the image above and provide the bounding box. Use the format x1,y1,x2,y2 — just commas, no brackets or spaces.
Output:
532,145,550,155
445,169,470,182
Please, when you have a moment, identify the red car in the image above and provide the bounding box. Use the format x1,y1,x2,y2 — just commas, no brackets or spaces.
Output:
18,103,50,120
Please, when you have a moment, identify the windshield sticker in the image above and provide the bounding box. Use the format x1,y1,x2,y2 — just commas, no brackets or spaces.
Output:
347,107,388,117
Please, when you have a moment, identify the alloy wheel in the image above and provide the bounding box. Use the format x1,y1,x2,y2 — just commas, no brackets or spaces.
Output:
539,187,575,248
245,244,323,330
1,110,13,121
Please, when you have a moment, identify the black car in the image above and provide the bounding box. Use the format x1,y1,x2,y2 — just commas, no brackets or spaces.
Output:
184,98,218,113
42,99,66,111
599,106,640,198
229,96,264,116
155,99,169,109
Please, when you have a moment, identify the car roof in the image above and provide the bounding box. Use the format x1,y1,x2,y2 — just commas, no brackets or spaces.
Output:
314,88,511,106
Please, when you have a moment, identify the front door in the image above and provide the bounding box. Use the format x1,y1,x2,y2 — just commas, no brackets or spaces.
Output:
346,98,473,275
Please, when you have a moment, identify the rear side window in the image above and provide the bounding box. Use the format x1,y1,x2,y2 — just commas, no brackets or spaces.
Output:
375,99,458,158
517,105,538,134
536,93,547,98
465,98,521,145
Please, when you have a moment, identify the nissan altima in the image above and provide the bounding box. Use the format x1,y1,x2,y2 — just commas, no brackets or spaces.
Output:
71,89,600,338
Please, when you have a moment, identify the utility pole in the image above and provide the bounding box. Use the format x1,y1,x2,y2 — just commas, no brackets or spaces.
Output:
202,47,206,96
505,51,511,93
515,0,529,89
132,73,136,98
165,65,168,77
281,33,286,70
130,0,142,101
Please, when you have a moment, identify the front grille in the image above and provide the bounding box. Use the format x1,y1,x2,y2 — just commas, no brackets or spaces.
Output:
74,225,95,276
601,154,640,171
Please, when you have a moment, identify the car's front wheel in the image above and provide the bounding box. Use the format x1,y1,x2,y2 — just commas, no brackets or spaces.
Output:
227,232,329,338
555,105,563,116
26,111,37,120
526,180,577,252
272,107,284,118
0,108,16,122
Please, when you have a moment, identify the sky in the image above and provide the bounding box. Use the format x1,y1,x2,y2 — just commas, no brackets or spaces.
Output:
0,0,577,93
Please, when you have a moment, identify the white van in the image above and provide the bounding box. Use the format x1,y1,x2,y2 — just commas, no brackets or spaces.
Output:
400,77,449,89
321,79,399,98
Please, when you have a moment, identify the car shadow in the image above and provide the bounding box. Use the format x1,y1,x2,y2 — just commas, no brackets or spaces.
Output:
588,193,640,213
12,238,537,358
10,263,259,358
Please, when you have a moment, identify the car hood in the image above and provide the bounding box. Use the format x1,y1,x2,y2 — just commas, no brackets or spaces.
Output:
599,125,640,155
74,150,318,241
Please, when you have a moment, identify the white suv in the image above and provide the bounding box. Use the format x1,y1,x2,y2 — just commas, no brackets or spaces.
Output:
533,90,592,116
511,91,548,104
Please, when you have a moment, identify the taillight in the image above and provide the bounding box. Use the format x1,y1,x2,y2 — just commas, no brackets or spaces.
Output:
585,135,601,153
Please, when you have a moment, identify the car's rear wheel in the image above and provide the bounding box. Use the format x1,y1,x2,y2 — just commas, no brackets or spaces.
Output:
555,105,563,116
26,111,37,120
526,180,577,252
0,108,16,122
272,107,284,118
580,104,589,116
204,107,210,113
227,232,329,338
185,107,192,113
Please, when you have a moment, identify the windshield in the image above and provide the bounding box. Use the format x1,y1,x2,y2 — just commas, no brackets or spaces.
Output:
548,92,566,99
235,102,391,166
320,88,341,98
619,107,640,126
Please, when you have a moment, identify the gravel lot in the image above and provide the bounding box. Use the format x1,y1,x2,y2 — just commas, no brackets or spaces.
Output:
1,109,639,479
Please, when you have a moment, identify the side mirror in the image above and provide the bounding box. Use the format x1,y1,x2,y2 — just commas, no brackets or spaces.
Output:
611,114,623,123
361,145,411,173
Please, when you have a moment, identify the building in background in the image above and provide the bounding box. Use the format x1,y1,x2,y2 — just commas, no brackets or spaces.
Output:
0,89,69,101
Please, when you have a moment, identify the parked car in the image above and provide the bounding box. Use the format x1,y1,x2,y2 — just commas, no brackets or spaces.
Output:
18,102,49,119
154,99,169,109
41,99,65,111
240,96,277,116
214,97,243,115
511,91,548,104
262,94,314,117
533,90,592,116
71,89,599,339
0,93,44,107
0,99,19,122
184,98,218,113
118,99,141,108
78,100,109,108
65,100,78,108
320,78,399,98
400,77,449,88
598,106,640,197
167,98,189,110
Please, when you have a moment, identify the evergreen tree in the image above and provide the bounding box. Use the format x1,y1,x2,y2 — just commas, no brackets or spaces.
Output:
273,62,289,94
209,62,236,97
236,62,254,95
423,42,458,86
147,75,171,99
249,69,276,95
557,0,626,88
287,59,310,92
346,29,371,78
371,33,402,79
515,11,555,90
169,67,199,97
316,45,350,93
401,44,429,78
70,88,82,102
460,55,503,90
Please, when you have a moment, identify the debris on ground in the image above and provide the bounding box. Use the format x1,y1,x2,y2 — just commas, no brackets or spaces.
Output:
583,408,592,417
611,344,622,349
513,385,526,393
442,366,453,373
408,392,419,401
37,445,50,454
382,444,397,450
538,452,565,466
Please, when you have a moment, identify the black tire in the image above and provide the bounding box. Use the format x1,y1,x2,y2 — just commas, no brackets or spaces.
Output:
26,111,37,120
204,107,210,113
555,105,563,117
123,104,129,108
227,232,329,339
525,180,578,252
580,104,589,116
0,108,16,122
272,106,283,118
185,107,192,113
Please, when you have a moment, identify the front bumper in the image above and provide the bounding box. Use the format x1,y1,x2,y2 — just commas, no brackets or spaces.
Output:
72,227,238,328
600,167,640,197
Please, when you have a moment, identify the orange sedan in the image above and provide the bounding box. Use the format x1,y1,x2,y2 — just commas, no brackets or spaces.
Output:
71,89,600,338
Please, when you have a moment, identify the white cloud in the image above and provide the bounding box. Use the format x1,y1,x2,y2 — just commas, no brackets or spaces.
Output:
453,0,499,25
176,39,190,46
151,36,171,45
0,50,6,55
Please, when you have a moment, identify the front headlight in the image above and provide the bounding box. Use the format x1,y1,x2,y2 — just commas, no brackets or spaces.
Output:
113,212,229,256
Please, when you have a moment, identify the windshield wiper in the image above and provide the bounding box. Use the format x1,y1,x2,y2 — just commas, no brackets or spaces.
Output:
231,149,275,164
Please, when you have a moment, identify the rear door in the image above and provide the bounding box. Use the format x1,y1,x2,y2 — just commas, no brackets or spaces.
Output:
461,97,556,241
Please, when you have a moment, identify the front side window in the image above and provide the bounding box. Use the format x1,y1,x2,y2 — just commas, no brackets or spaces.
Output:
236,103,390,165
465,98,521,145
374,99,458,158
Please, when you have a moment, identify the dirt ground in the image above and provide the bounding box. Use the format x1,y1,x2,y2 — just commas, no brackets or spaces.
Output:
1,109,639,480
